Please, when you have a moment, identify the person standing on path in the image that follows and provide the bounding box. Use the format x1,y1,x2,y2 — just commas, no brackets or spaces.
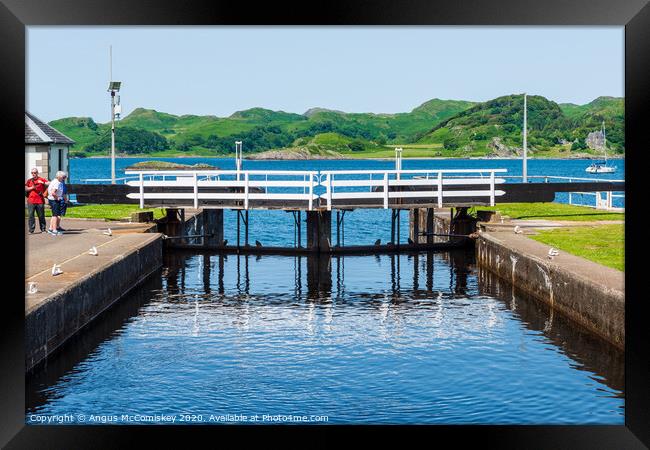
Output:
25,168,49,234
57,173,69,231
47,171,67,235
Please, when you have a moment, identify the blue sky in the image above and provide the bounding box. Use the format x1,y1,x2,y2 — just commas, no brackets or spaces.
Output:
27,27,624,123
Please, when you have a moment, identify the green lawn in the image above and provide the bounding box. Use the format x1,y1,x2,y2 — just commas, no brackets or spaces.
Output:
26,204,166,221
479,202,625,222
530,224,624,271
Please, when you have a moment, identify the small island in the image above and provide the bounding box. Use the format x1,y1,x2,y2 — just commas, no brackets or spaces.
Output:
125,161,219,170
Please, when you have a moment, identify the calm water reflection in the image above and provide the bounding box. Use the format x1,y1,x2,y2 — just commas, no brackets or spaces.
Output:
27,250,624,424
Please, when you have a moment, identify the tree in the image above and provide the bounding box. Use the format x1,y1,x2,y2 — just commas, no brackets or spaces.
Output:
85,127,169,154
571,139,587,151
443,137,459,150
348,140,365,152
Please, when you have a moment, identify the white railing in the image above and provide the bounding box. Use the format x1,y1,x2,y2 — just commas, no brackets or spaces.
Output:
124,170,319,210
503,175,624,211
77,176,138,184
123,168,507,210
319,169,507,210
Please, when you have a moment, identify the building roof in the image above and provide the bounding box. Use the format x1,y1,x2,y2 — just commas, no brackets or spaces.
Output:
25,112,75,145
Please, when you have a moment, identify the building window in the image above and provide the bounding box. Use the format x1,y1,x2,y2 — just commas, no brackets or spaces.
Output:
58,148,63,172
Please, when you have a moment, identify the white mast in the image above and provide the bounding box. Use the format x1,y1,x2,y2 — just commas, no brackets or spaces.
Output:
522,93,528,183
235,141,243,180
602,121,607,164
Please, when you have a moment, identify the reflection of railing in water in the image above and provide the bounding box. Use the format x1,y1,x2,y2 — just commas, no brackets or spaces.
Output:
161,251,623,397
162,250,474,301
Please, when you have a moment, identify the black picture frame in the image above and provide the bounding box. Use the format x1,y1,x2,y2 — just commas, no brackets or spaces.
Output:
2,0,649,447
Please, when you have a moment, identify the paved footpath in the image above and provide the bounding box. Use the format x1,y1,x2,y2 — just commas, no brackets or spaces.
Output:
25,218,160,314
482,219,624,232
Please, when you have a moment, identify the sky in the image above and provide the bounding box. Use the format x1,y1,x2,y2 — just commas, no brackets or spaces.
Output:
27,27,624,123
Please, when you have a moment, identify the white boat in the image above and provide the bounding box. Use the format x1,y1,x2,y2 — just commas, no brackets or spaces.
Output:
585,122,616,174
586,162,616,174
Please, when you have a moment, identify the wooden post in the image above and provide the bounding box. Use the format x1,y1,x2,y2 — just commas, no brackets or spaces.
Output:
236,210,240,250
245,210,249,247
297,210,301,248
396,209,400,247
202,209,223,247
336,210,341,247
306,211,331,252
425,208,434,245
409,208,420,244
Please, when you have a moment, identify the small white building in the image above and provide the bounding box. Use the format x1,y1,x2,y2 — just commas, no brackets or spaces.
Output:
25,112,75,181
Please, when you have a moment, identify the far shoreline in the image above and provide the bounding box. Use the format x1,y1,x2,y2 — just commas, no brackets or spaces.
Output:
73,154,626,161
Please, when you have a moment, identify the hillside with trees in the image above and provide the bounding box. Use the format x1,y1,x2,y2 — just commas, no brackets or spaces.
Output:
415,95,624,157
50,95,624,158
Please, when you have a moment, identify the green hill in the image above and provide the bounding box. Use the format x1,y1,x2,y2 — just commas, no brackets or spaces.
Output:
416,94,624,156
49,95,624,158
48,117,107,150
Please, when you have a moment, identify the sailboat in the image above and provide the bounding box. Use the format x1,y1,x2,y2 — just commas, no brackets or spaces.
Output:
586,121,616,174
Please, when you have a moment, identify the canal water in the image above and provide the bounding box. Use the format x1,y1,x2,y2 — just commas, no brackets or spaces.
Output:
69,157,625,247
26,250,624,424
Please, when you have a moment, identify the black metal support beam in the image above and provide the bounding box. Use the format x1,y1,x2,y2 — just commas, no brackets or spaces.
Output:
67,181,624,209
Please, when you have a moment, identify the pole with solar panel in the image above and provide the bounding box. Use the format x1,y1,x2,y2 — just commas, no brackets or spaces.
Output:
108,45,122,184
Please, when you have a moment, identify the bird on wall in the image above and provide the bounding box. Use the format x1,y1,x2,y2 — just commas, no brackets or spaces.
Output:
27,282,38,294
89,246,98,256
548,248,559,259
374,239,381,246
514,225,523,234
51,264,63,276
103,228,112,236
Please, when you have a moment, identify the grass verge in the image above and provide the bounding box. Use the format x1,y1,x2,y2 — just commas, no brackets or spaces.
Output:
479,202,624,222
26,204,166,221
529,224,624,271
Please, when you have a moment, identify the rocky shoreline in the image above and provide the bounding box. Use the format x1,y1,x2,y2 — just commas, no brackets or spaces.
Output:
245,148,351,160
75,152,625,161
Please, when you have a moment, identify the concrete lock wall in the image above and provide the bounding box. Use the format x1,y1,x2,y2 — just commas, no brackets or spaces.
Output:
476,233,624,349
25,235,163,372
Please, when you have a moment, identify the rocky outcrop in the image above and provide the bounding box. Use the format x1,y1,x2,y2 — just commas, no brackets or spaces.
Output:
586,131,605,150
487,137,521,157
125,161,218,170
245,147,349,160
303,107,346,117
